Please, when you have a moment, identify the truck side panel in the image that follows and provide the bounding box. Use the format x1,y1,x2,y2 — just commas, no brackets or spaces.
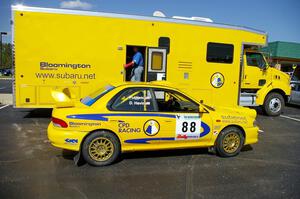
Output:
13,9,266,108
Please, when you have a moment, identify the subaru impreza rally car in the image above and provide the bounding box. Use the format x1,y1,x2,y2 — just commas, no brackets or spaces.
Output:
48,82,259,166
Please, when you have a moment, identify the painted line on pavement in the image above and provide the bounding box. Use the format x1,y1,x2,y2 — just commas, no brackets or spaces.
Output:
0,104,10,110
280,115,300,122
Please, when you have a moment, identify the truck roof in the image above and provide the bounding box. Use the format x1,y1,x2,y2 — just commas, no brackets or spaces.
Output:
12,5,267,35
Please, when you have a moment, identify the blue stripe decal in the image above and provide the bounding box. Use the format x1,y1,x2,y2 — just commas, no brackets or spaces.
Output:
125,137,175,144
125,122,211,144
67,113,211,144
67,113,176,121
200,122,210,137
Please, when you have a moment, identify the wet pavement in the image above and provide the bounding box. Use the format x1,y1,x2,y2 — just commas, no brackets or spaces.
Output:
0,105,299,199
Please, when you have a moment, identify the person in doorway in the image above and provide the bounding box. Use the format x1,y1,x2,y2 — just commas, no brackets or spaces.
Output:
124,47,144,82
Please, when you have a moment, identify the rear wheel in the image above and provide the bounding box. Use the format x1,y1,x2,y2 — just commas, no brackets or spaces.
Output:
216,127,244,157
263,92,284,116
82,131,120,166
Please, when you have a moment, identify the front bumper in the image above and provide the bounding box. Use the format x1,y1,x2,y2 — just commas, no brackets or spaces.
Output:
244,126,259,145
47,122,88,151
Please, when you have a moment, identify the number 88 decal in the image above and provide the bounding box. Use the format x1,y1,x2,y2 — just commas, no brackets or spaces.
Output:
182,122,196,133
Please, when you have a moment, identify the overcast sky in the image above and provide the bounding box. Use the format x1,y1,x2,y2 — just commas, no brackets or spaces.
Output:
0,0,300,43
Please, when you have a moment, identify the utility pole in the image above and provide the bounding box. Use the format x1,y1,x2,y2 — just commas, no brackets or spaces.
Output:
0,32,8,69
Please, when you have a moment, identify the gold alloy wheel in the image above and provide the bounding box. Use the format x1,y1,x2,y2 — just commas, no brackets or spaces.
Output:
222,132,240,153
88,137,114,161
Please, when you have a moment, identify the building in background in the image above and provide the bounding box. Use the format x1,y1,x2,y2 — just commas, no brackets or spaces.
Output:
262,41,300,76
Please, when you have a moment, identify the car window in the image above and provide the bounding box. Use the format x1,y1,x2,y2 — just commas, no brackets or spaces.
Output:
81,84,115,106
153,89,199,112
246,52,266,69
111,88,155,112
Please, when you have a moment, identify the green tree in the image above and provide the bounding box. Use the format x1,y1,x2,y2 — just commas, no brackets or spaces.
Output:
1,43,12,69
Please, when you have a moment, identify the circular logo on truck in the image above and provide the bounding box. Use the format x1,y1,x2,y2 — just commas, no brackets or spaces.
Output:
210,72,225,88
143,120,160,136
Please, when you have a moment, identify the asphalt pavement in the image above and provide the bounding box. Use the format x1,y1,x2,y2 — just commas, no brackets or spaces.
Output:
0,105,299,199
0,79,12,93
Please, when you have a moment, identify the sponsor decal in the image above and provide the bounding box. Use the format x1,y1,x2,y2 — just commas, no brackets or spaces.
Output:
210,72,225,88
65,138,78,144
69,122,101,127
36,61,95,80
143,120,160,136
175,114,201,140
118,122,141,133
213,125,221,130
35,72,96,80
221,115,247,124
176,134,199,139
40,62,91,70
213,130,219,136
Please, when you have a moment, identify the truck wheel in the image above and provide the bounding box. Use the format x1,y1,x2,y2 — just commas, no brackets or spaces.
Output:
216,127,244,157
263,92,284,116
82,131,120,166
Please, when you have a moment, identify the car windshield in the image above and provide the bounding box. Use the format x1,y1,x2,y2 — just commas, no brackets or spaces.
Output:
81,84,115,106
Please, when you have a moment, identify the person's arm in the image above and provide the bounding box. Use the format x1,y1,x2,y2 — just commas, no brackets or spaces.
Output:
123,61,134,69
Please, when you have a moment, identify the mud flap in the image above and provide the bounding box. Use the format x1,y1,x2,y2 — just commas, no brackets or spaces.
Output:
73,151,85,166
208,146,216,154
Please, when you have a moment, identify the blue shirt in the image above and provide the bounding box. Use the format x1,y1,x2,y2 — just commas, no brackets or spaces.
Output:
133,52,144,67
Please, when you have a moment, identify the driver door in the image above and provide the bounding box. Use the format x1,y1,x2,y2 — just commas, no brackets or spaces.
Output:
152,89,213,147
243,52,269,89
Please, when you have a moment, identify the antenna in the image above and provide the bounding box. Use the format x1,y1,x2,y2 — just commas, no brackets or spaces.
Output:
153,11,166,17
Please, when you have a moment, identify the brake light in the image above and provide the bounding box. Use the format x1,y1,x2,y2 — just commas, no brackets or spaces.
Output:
52,117,68,128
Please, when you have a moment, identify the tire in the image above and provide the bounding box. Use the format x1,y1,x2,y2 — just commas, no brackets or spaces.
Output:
81,131,120,166
216,127,244,157
263,92,284,116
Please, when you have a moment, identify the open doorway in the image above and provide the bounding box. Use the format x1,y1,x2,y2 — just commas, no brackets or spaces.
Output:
125,45,146,81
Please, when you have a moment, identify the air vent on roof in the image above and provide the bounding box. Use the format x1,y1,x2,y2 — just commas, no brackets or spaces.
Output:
153,11,166,17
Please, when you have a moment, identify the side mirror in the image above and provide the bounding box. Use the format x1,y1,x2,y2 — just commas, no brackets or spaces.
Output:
260,64,267,71
199,104,205,113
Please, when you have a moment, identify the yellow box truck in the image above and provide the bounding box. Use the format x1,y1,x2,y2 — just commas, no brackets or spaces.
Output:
12,6,290,115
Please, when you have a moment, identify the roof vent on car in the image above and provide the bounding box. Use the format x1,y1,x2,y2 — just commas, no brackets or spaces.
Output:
153,11,166,17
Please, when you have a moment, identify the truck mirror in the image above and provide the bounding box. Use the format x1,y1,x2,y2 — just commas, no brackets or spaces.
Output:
261,64,267,71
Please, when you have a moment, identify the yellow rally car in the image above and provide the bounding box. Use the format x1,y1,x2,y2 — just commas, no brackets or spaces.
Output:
48,82,259,166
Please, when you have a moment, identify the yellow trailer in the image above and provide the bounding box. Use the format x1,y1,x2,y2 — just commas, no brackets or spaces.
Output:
12,5,286,114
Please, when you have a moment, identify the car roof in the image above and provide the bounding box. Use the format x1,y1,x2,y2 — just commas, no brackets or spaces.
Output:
113,81,177,89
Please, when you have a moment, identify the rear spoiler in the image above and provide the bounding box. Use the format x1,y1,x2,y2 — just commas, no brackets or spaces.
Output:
51,88,75,108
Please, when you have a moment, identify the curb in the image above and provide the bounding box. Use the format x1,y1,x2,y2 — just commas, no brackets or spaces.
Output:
0,93,13,105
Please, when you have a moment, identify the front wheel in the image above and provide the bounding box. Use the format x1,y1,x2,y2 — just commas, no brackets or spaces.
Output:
263,92,284,116
216,127,244,157
82,131,120,166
